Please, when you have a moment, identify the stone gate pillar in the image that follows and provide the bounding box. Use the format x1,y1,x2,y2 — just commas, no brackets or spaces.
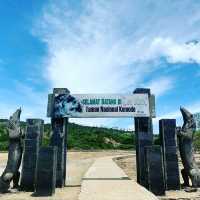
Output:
20,119,44,191
133,88,154,187
35,146,57,196
159,119,180,190
47,88,69,187
145,145,165,195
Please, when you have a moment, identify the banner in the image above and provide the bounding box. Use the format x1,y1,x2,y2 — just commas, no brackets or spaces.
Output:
53,93,150,118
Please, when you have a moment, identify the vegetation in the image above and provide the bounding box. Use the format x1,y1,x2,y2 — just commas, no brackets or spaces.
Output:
0,120,135,150
2,119,200,151
66,123,135,150
194,130,200,151
0,123,9,151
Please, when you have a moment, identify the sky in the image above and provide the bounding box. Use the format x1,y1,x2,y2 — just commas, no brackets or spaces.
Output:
0,0,200,132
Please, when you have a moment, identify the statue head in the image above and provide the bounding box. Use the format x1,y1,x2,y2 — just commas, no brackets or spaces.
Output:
8,108,21,139
180,107,196,131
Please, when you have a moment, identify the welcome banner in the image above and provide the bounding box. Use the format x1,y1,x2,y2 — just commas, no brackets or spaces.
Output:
53,93,150,118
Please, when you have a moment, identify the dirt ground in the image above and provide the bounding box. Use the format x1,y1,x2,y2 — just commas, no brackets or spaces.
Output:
1,150,200,200
0,150,132,200
114,153,200,200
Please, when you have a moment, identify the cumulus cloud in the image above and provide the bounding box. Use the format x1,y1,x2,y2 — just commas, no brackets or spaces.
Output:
33,0,200,127
35,1,200,93
144,76,174,97
148,38,200,64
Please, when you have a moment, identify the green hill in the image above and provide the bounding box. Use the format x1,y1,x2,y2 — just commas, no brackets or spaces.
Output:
3,119,200,151
0,120,135,151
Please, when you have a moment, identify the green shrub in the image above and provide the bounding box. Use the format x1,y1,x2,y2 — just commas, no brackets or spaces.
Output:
0,141,8,151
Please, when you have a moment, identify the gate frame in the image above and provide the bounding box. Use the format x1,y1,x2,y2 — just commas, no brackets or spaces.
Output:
47,88,155,187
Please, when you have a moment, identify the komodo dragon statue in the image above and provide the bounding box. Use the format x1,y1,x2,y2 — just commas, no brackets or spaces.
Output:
177,107,200,188
0,108,23,193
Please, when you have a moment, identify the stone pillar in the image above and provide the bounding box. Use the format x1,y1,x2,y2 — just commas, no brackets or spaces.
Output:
20,119,44,191
35,147,57,196
159,119,180,190
133,88,153,187
145,145,165,195
63,118,68,184
49,88,69,188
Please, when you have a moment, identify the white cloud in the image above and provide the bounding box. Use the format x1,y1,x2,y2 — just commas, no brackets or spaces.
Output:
144,76,174,97
69,118,118,128
35,0,200,92
127,124,135,131
148,38,200,64
33,0,200,127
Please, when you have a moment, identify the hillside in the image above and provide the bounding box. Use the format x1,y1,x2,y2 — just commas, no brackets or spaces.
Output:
0,120,135,151
2,120,200,151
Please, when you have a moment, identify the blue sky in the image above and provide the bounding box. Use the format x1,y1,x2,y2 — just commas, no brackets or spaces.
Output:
0,0,200,132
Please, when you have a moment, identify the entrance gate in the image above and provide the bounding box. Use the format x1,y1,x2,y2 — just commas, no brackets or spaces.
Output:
46,88,155,188
0,88,181,196
26,87,179,196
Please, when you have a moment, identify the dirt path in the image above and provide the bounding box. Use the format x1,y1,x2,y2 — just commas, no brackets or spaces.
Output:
79,155,158,200
0,150,132,200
